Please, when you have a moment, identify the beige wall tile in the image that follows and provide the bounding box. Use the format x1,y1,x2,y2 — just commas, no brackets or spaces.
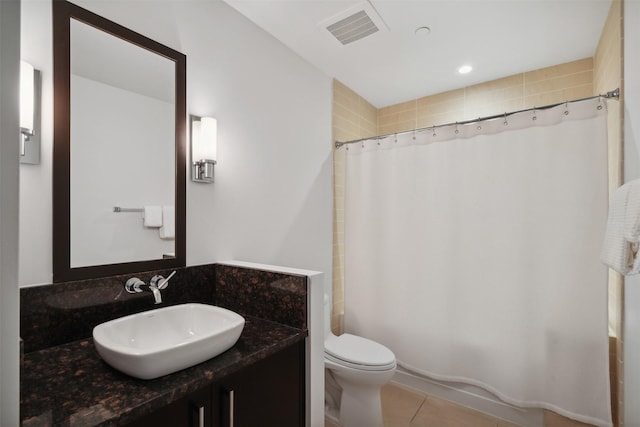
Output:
379,120,417,135
417,96,465,118
523,85,594,109
525,58,593,84
525,70,593,97
417,111,465,129
379,99,417,117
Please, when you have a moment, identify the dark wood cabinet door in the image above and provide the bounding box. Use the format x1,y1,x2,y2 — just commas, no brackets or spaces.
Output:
212,341,305,427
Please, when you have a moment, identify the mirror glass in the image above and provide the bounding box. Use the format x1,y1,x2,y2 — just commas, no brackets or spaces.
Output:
70,19,175,268
53,0,186,282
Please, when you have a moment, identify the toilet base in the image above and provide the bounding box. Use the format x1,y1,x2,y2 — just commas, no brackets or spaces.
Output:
325,365,393,427
338,384,384,427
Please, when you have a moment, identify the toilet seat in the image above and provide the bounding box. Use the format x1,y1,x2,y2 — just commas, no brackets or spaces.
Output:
325,334,396,371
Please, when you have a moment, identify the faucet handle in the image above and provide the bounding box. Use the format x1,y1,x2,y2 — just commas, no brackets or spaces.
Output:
125,278,145,293
151,270,176,290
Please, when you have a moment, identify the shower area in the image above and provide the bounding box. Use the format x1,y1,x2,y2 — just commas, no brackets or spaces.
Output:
331,11,623,424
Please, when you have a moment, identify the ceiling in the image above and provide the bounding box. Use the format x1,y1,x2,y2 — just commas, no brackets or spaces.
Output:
223,0,613,108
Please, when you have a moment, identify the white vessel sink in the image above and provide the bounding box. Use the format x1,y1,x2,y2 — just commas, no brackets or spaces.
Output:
93,303,245,379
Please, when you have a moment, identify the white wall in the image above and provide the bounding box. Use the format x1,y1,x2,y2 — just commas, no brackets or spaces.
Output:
0,0,21,424
624,1,640,425
20,0,53,286
19,0,333,288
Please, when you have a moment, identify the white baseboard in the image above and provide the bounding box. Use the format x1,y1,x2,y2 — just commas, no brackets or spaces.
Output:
392,367,544,427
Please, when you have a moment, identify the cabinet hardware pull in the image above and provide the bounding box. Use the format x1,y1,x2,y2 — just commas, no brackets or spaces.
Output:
228,389,235,427
198,405,205,427
222,388,235,427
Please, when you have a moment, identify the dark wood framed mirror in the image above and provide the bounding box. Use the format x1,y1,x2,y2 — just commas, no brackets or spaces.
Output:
52,0,186,282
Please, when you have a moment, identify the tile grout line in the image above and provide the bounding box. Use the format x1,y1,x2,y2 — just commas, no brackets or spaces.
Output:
408,396,428,426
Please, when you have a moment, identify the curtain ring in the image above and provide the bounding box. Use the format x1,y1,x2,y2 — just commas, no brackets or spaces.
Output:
454,122,459,134
532,107,537,121
412,130,416,140
564,101,569,115
597,97,603,110
503,113,508,126
394,134,398,143
432,125,436,137
477,118,482,131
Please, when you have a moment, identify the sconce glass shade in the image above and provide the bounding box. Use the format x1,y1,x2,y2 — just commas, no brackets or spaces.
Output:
20,61,34,132
198,117,217,162
190,116,217,183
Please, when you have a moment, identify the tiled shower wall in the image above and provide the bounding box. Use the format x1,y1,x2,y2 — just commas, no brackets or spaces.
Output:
332,0,623,422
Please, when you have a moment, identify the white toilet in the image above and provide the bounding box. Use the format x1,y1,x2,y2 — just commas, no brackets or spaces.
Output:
324,295,397,427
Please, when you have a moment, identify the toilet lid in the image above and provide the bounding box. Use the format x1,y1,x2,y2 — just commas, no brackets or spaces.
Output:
325,334,396,369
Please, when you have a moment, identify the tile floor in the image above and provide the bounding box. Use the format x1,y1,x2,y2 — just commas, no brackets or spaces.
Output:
325,383,596,427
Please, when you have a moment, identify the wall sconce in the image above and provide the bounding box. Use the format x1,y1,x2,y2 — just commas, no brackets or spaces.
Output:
190,115,217,183
20,60,41,165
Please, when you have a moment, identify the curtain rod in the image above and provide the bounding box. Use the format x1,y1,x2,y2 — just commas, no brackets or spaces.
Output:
334,88,620,149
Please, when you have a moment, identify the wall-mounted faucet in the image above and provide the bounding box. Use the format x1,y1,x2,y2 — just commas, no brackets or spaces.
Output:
125,277,162,304
124,271,176,304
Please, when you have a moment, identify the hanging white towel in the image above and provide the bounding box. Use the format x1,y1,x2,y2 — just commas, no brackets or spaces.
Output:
143,206,163,228
601,182,640,274
624,180,640,242
624,180,640,274
159,206,175,240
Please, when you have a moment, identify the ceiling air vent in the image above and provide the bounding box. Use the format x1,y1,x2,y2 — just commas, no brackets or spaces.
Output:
327,10,378,45
321,2,388,46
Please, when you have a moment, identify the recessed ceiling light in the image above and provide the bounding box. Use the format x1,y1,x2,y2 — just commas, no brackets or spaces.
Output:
458,65,473,74
414,26,431,36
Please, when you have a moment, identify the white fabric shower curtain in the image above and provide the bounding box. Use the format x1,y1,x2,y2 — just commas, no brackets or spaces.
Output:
344,98,611,426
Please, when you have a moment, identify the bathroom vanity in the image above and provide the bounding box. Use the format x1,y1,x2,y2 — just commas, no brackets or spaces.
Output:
20,263,314,427
21,317,305,427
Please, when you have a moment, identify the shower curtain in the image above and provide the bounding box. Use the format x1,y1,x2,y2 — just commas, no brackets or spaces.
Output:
343,98,611,426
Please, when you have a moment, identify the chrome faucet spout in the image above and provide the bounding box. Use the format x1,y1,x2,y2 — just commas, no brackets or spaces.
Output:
149,285,162,304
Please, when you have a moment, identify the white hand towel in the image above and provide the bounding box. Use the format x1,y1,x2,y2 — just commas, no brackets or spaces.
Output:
143,206,163,228
159,205,175,240
601,183,636,274
624,180,640,242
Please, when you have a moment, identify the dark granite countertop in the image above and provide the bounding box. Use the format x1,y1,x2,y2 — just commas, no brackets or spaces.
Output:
21,315,307,427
